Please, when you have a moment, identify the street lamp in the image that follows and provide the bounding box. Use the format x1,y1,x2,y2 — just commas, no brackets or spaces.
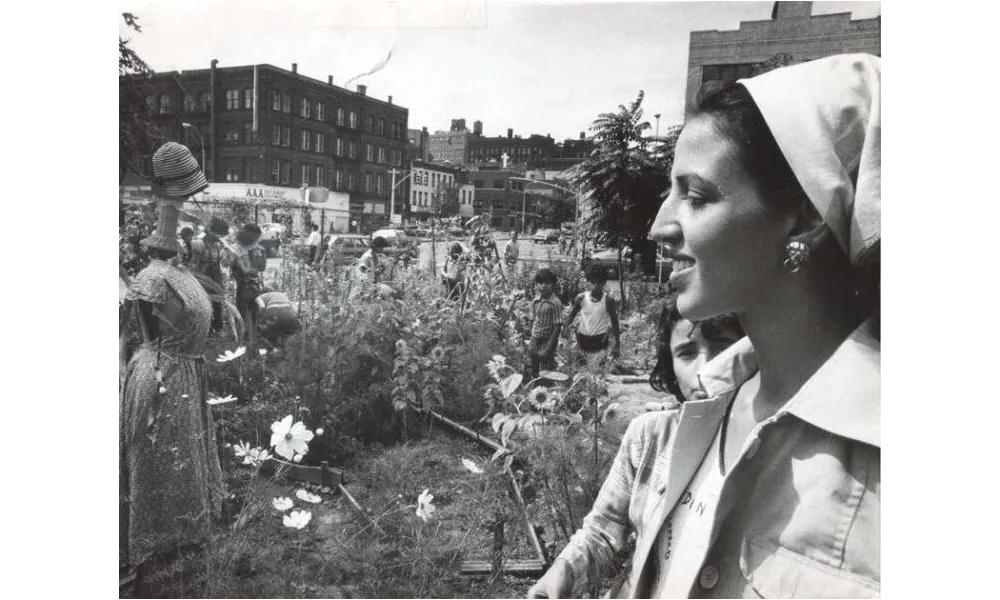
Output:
182,123,206,175
389,166,416,225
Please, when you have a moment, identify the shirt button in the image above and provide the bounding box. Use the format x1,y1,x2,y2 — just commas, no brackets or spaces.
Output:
745,437,761,459
699,565,720,590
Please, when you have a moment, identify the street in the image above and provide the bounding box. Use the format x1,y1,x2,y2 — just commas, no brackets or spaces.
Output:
267,238,577,273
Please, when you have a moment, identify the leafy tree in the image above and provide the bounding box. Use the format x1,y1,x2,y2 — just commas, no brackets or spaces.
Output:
120,12,163,183
752,52,794,76
574,91,670,307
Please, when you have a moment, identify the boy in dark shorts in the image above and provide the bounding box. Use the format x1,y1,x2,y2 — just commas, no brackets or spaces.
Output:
563,264,621,369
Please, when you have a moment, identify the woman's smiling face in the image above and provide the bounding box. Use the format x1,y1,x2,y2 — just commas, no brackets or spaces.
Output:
649,116,793,321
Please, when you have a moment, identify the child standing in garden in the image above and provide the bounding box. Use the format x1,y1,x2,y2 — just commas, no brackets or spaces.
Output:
563,264,621,369
527,268,564,378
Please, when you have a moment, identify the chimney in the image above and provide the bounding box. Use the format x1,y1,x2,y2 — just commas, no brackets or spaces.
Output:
328,75,333,85
473,120,483,136
450,119,459,132
772,1,812,19
388,95,393,105
580,132,585,140
507,128,513,139
357,84,366,96
292,63,298,74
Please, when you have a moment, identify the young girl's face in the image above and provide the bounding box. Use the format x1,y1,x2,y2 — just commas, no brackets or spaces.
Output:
669,319,742,401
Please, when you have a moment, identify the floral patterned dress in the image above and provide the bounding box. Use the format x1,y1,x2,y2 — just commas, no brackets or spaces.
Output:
119,259,224,566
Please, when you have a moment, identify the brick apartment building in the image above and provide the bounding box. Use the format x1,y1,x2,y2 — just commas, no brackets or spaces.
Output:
128,61,409,231
428,119,557,169
685,1,880,114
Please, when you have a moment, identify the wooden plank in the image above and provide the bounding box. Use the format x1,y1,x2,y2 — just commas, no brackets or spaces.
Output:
460,559,545,576
243,451,345,488
506,467,548,564
424,408,510,455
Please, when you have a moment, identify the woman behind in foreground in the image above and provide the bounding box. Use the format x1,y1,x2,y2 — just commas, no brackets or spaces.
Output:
528,53,880,599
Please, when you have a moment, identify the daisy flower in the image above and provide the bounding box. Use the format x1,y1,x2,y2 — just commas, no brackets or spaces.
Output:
461,458,484,474
269,415,315,461
216,346,247,363
416,489,436,522
283,509,312,529
206,394,238,406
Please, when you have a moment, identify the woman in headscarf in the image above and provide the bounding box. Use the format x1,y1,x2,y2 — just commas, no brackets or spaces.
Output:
529,54,880,599
120,142,225,591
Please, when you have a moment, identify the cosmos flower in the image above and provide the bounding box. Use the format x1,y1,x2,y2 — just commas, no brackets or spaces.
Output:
272,497,294,511
206,394,238,406
216,346,247,363
269,415,315,461
283,509,312,529
259,348,269,356
416,489,436,522
295,489,322,504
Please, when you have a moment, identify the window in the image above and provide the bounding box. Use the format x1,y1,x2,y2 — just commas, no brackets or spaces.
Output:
301,130,310,151
349,110,357,129
183,95,197,113
335,169,343,190
365,173,373,192
158,93,172,114
282,93,291,113
225,89,239,110
366,144,374,162
494,179,504,189
225,123,241,144
243,122,253,144
378,146,385,164
282,125,291,147
282,161,290,184
301,164,310,186
226,164,240,182
348,171,356,190
367,116,374,133
336,107,345,126
335,137,344,156
272,124,281,145
243,88,253,109
301,98,311,118
316,102,325,121
271,160,280,183
315,165,325,187
246,163,257,183
198,91,212,110
315,133,325,153
379,118,385,136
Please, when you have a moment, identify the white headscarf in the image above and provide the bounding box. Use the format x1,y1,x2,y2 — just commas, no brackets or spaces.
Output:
740,54,880,267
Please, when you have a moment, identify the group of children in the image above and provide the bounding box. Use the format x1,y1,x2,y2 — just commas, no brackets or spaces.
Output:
526,264,622,379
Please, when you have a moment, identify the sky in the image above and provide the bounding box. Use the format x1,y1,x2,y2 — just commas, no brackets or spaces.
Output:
120,1,881,141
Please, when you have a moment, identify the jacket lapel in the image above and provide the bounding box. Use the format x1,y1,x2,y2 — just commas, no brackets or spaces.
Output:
629,395,730,596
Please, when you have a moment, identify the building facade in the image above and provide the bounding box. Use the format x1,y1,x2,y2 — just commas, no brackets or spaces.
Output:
407,160,462,219
685,1,880,113
129,61,409,232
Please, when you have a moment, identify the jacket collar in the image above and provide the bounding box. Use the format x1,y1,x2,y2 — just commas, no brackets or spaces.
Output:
697,319,880,448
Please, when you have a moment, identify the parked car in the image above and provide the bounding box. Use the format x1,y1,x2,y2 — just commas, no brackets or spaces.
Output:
533,228,561,244
325,234,370,266
371,228,412,256
584,247,671,280
259,222,286,257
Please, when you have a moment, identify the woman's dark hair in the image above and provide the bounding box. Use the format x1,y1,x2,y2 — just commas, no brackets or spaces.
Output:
179,226,194,240
450,242,463,256
371,236,388,250
649,296,745,401
693,81,812,217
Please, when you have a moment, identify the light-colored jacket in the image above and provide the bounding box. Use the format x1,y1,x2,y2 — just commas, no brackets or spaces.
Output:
554,320,880,598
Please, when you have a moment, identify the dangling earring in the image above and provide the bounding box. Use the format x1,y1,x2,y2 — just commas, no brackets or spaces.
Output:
783,240,811,273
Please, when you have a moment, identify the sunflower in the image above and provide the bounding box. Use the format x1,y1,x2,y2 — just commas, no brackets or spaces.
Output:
431,346,446,362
